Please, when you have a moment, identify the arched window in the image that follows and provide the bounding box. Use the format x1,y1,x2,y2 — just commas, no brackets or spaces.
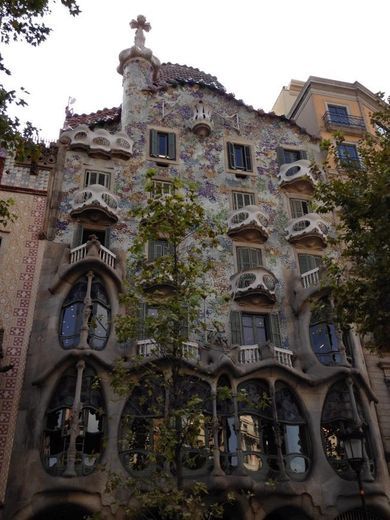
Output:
119,376,212,476
119,376,165,474
309,304,342,365
321,381,374,479
237,379,274,477
60,272,110,350
41,364,105,476
275,383,310,479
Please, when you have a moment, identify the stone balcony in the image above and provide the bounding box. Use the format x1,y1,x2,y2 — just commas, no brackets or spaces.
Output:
70,184,119,224
70,239,117,269
227,205,269,243
230,267,277,304
286,213,329,249
135,340,200,362
301,267,321,289
60,124,133,159
278,160,316,195
238,344,294,368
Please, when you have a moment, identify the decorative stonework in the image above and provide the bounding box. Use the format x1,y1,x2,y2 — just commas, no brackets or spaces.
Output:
286,213,329,248
117,15,160,78
71,184,119,224
60,125,133,159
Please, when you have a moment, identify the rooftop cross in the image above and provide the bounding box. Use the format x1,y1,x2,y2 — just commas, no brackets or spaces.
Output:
130,15,151,49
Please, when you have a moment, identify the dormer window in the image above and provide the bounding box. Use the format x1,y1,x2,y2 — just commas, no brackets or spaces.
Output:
150,129,176,161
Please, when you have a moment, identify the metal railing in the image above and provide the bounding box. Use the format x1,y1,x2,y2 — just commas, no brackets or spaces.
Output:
323,111,365,130
70,242,116,268
301,267,320,288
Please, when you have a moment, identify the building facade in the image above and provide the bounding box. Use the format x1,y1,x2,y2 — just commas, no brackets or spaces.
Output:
1,17,390,520
273,77,390,473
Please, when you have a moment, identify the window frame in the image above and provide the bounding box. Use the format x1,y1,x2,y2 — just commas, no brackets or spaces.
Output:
151,179,173,197
297,253,322,275
276,147,307,166
235,246,263,272
230,311,281,347
148,127,178,164
327,104,350,126
289,198,310,219
84,169,111,189
225,139,255,175
232,190,255,210
337,143,360,167
147,239,172,261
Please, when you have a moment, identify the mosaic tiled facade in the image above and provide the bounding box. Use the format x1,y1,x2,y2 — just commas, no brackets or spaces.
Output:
2,16,390,520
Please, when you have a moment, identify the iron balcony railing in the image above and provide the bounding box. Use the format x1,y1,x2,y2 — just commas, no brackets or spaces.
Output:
322,111,365,130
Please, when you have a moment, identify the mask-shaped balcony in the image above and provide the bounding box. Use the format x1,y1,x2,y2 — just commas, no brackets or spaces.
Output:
286,213,329,249
231,267,277,304
227,205,269,243
278,160,316,195
70,184,119,225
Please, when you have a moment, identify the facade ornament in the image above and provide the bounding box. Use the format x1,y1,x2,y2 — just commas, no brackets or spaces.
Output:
130,15,151,49
117,14,160,78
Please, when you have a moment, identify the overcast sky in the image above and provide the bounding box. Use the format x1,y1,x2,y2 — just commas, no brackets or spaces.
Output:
2,0,389,141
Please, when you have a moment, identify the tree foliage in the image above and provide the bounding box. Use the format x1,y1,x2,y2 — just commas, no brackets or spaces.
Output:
314,96,390,353
109,171,232,519
0,0,80,225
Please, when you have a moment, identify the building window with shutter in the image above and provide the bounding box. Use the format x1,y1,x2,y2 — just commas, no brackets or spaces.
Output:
289,198,310,219
227,142,253,172
276,148,307,165
149,129,176,161
232,191,255,210
236,247,263,271
230,311,281,347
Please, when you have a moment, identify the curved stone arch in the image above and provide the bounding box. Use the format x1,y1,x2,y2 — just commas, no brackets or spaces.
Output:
40,360,106,477
49,266,119,352
14,491,100,520
321,378,375,480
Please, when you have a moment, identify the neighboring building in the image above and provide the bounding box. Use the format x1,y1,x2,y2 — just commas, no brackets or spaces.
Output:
0,145,56,508
2,17,390,520
273,76,390,475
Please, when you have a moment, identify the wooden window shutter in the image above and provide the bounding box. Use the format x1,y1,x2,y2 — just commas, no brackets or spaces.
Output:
250,248,262,267
150,129,159,157
230,311,242,345
298,254,311,274
148,240,155,261
244,146,252,171
180,306,189,340
276,147,286,166
168,132,176,160
72,224,83,247
227,142,236,169
269,313,282,347
104,228,110,248
299,150,307,160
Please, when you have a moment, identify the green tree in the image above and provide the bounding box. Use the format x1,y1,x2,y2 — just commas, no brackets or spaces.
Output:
314,96,390,353
0,0,80,224
110,171,233,519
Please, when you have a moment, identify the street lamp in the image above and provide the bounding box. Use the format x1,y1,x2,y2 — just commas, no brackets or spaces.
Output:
341,427,368,519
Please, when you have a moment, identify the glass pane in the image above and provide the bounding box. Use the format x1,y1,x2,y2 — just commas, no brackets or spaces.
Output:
234,145,245,169
157,133,168,157
60,303,84,348
284,149,301,164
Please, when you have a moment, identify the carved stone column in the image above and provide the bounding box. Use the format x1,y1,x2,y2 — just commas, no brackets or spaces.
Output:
78,271,94,349
63,360,85,477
